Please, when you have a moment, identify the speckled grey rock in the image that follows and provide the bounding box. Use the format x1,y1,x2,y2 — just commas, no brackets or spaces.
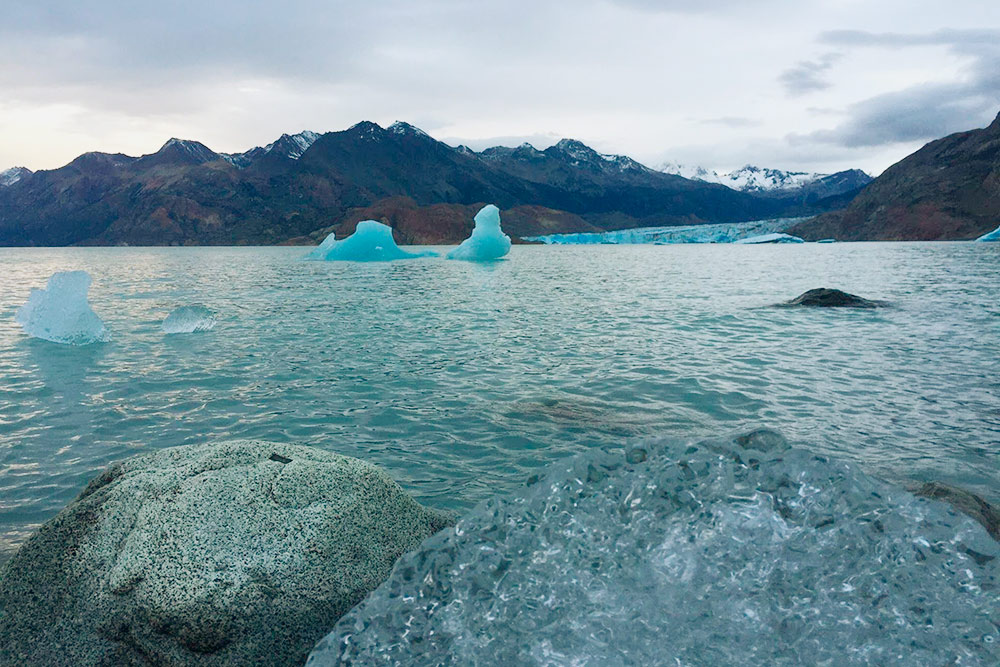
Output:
0,440,451,666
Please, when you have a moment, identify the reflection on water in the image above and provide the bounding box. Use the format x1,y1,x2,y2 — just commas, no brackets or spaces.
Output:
1,243,999,562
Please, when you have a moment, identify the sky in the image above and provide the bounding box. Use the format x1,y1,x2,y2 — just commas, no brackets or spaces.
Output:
1,0,999,176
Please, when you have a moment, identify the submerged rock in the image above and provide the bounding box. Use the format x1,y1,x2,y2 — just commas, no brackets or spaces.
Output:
777,287,885,308
0,440,451,666
447,204,511,261
309,431,998,666
15,270,109,345
162,305,216,334
303,220,438,261
914,481,1000,541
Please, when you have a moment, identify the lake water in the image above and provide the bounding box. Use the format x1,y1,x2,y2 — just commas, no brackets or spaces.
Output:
1,243,998,564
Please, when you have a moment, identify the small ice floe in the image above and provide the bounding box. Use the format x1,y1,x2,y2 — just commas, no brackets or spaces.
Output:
735,232,805,244
447,204,511,261
975,225,1000,242
162,305,216,334
303,221,438,261
15,270,109,345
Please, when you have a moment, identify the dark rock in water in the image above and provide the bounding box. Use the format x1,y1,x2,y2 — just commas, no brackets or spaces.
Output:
0,440,451,666
777,287,884,309
914,482,1000,541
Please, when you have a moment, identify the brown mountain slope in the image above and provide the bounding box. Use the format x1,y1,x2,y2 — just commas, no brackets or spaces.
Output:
791,112,1000,241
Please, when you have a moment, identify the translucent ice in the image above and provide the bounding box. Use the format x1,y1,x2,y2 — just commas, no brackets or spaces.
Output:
975,225,1000,242
309,431,999,666
525,217,806,245
162,305,216,334
447,205,511,261
303,221,438,261
15,271,109,345
735,232,805,244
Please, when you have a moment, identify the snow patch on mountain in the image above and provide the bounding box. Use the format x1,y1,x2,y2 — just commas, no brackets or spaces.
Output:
221,130,321,168
481,138,654,175
660,162,827,192
0,166,31,187
269,130,320,159
389,121,431,139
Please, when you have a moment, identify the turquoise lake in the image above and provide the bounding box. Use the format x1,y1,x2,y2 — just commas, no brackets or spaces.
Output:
1,243,998,563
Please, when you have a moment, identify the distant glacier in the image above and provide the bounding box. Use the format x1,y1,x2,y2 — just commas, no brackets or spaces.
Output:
525,217,809,245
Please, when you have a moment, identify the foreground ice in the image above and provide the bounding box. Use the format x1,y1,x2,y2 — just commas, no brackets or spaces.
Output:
162,305,216,334
15,271,109,345
975,225,1000,242
525,217,807,245
310,431,999,666
303,221,438,261
447,205,511,261
735,232,805,244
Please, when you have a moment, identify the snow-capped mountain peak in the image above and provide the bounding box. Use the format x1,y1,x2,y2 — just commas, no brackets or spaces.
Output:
264,130,320,159
549,139,653,174
719,164,821,192
154,138,219,164
0,166,32,187
660,161,873,197
662,162,828,192
388,121,431,138
221,130,322,168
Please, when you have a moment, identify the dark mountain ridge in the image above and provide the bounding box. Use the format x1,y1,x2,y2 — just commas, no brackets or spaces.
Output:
1,121,856,246
792,112,1000,241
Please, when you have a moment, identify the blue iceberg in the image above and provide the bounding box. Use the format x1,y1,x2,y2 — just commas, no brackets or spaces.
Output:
303,221,438,261
15,271,109,345
447,204,511,261
162,305,216,334
975,225,1000,242
309,431,998,666
524,217,807,245
735,232,805,244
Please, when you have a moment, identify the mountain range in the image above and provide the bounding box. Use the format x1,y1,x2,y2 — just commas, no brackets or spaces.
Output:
0,122,864,246
659,162,872,199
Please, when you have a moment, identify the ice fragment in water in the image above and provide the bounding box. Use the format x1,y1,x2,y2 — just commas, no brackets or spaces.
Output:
447,204,511,261
303,221,438,261
735,232,805,244
975,224,1000,242
162,305,216,334
309,431,999,666
15,271,109,345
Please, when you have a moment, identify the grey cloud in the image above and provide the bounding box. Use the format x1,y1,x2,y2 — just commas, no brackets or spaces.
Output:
698,117,762,128
778,53,842,96
820,28,1000,48
793,29,1000,148
602,0,747,12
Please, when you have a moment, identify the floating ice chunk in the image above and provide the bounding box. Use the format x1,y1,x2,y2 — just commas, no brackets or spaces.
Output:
735,232,805,244
447,204,511,261
975,225,1000,242
162,305,216,334
15,271,109,345
302,221,438,261
309,432,1000,666
302,231,339,260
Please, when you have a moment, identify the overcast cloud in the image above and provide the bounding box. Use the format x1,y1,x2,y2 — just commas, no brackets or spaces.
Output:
1,1,998,176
